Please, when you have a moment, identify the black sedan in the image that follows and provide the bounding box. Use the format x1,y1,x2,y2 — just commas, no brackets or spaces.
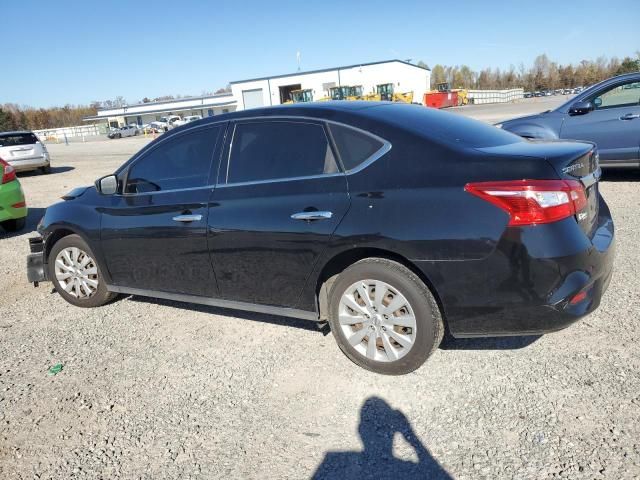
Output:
26,102,614,374
499,73,640,168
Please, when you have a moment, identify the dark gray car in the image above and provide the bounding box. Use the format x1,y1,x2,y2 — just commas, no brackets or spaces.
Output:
499,73,640,168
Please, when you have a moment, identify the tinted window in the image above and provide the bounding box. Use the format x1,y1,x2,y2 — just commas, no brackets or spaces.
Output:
227,121,338,183
592,81,640,109
125,127,219,193
329,124,384,171
0,133,38,147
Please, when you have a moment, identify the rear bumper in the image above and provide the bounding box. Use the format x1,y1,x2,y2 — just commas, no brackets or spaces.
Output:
416,198,615,337
8,156,49,172
0,180,27,222
26,237,47,284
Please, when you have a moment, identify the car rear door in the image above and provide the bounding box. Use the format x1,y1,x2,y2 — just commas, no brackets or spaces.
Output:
560,79,640,167
100,124,224,296
208,118,350,308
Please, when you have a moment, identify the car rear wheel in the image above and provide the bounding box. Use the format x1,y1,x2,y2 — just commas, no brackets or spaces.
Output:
49,234,117,308
1,217,26,232
327,258,444,375
40,164,51,174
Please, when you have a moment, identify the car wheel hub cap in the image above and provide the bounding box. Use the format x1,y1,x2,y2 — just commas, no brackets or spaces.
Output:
54,247,99,299
338,279,417,363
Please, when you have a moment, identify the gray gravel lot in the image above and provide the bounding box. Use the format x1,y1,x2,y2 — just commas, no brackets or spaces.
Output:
1,104,639,479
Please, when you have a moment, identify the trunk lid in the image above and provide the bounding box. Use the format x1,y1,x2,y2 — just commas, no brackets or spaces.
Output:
0,132,43,161
476,140,600,237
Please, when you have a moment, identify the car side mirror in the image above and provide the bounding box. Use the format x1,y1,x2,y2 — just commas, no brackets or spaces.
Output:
569,101,593,116
96,174,118,195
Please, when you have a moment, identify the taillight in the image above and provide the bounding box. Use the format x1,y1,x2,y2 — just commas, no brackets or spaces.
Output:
465,179,587,226
0,158,16,184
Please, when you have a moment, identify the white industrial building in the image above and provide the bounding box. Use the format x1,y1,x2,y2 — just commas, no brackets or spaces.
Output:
230,59,430,109
84,60,430,128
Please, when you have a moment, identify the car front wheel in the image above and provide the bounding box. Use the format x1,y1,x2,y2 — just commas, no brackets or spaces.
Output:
49,234,117,308
327,258,444,375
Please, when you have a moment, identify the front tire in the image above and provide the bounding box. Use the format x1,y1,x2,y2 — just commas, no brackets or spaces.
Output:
48,234,116,308
327,258,444,375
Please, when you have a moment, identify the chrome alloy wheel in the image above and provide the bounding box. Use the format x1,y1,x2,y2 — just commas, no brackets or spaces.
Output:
338,279,417,362
54,247,99,298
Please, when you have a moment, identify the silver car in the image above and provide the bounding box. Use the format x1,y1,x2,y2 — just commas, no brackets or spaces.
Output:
108,125,139,139
0,131,51,173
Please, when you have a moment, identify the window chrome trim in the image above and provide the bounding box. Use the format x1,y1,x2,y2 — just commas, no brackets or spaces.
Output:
220,115,392,188
116,184,214,197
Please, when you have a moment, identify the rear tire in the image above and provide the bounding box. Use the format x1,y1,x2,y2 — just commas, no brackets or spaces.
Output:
327,258,444,375
1,217,26,232
40,164,51,174
48,234,117,308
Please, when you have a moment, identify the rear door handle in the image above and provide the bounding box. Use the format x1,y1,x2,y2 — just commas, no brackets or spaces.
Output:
172,214,202,222
620,113,640,120
291,211,333,221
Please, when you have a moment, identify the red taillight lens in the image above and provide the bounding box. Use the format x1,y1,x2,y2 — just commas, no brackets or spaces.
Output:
465,179,587,226
1,158,17,184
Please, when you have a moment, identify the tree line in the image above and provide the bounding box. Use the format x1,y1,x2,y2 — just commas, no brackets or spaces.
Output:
422,53,639,91
1,54,638,132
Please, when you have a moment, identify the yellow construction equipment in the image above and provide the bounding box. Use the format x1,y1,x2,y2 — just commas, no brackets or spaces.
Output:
452,88,469,106
376,83,414,103
289,89,314,103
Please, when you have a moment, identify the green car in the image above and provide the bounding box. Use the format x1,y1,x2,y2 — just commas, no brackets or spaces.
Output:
0,158,27,232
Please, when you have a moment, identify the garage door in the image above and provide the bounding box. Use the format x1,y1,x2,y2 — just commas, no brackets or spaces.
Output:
242,89,264,109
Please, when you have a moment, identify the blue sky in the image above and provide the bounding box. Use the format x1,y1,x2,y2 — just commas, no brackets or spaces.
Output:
2,0,638,107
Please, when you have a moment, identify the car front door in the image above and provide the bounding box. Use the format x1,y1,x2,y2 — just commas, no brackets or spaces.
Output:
560,79,640,166
100,124,224,296
208,119,350,308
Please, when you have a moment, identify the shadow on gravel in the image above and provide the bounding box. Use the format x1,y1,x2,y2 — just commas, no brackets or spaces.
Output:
439,331,541,350
600,169,640,182
0,207,46,240
126,295,331,334
17,166,75,177
312,396,452,480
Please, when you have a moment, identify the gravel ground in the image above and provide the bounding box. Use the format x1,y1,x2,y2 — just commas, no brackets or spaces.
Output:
1,126,640,479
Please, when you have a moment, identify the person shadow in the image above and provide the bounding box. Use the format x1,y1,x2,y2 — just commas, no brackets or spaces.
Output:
312,397,453,480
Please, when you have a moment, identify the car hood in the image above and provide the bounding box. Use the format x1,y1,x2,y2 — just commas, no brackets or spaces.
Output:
61,185,92,200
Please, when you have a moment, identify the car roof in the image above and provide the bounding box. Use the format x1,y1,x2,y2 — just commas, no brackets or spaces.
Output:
0,130,34,136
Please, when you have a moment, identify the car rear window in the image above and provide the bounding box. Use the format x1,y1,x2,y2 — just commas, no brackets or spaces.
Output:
369,104,523,148
0,133,38,147
329,124,385,171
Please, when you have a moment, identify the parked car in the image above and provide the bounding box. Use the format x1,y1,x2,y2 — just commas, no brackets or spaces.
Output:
524,92,533,98
498,72,640,168
173,115,203,127
534,91,543,97
26,102,614,374
0,131,51,174
108,125,138,139
0,158,27,232
154,115,182,131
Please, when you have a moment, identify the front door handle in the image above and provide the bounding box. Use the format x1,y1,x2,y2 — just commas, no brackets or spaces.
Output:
291,211,333,221
172,214,202,223
620,113,640,120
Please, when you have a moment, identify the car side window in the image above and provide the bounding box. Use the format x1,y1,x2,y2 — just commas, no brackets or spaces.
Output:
125,126,219,194
226,121,338,183
592,81,640,110
328,124,386,171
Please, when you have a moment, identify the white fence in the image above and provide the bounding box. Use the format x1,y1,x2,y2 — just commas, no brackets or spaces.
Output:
467,88,524,104
32,124,107,141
